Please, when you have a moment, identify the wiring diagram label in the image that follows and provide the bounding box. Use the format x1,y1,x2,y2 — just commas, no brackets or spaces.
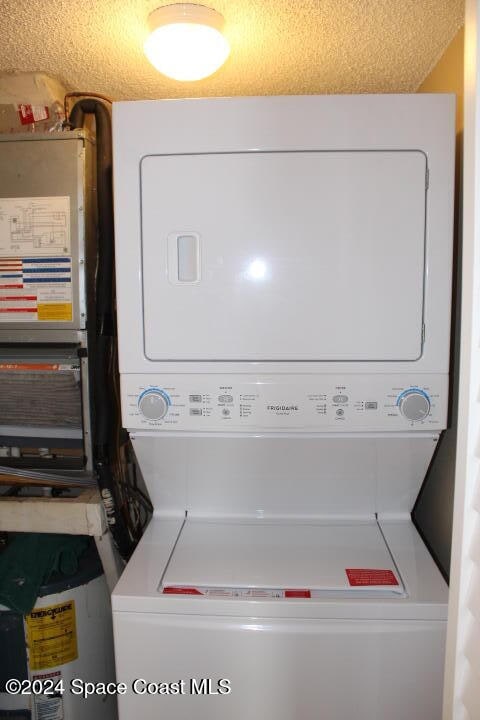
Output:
0,196,70,256
0,197,72,321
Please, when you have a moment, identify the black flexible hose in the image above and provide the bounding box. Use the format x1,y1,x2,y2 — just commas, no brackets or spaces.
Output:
70,101,114,340
69,99,132,559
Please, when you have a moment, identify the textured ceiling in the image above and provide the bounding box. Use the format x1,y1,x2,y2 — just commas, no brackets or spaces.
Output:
0,1,465,100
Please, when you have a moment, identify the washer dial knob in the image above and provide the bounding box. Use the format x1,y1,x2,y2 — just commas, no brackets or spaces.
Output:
397,389,431,422
138,388,170,421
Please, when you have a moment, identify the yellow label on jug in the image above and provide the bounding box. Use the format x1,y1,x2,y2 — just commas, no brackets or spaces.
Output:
25,600,78,670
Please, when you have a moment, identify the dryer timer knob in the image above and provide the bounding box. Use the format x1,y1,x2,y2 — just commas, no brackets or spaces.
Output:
398,389,431,422
138,389,170,421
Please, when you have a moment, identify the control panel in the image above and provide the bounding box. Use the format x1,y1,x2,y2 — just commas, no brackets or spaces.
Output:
121,374,448,432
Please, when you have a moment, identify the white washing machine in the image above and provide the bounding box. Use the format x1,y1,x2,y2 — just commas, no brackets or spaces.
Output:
111,95,455,719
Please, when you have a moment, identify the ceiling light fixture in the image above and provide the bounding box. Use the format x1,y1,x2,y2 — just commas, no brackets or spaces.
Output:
144,3,230,82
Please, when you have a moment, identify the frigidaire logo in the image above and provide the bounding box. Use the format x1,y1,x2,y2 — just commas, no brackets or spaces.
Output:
267,405,299,412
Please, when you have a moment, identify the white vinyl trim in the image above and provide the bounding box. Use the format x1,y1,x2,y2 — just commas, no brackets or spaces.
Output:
444,2,480,718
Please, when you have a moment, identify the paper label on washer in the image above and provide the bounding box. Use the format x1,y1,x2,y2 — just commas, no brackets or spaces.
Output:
25,600,78,670
0,197,70,256
162,586,313,599
163,580,404,597
0,256,72,322
345,569,399,586
32,671,64,720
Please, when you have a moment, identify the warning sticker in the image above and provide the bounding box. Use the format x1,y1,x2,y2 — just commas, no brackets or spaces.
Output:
345,569,399,587
162,586,313,599
0,197,70,256
38,303,72,321
32,670,64,720
0,256,72,322
18,104,50,125
25,600,78,671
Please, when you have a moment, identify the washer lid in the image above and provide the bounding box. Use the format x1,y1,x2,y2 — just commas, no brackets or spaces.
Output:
160,519,405,598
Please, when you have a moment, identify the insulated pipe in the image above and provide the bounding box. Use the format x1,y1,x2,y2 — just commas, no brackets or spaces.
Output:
69,100,132,559
69,101,114,343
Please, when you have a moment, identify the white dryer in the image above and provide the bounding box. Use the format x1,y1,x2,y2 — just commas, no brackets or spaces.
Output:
111,95,455,720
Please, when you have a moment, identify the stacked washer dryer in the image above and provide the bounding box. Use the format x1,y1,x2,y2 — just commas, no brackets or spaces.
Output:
111,95,455,720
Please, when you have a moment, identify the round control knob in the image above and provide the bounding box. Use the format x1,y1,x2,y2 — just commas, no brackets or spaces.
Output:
397,389,431,422
138,389,169,421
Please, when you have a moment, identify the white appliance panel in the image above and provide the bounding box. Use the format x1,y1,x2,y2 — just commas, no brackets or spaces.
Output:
114,612,445,720
130,435,439,518
114,95,455,375
141,151,426,362
122,373,447,432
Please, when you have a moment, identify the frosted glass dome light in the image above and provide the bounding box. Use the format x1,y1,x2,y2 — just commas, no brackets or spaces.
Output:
144,4,230,82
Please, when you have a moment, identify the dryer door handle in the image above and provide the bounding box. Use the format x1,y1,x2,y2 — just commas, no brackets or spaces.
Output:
167,232,201,284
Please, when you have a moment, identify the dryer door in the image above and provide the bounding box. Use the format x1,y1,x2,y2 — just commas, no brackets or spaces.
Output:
141,150,427,362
